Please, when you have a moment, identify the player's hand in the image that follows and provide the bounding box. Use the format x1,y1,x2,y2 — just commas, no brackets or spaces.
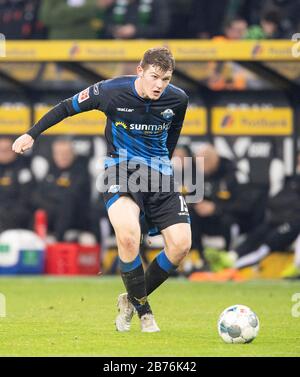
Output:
12,134,34,154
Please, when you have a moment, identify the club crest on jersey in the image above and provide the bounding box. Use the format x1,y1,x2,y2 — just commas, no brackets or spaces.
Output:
108,184,121,193
78,88,90,103
161,108,175,121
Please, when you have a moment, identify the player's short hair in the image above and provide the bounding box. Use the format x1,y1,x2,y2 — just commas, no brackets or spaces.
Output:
140,47,175,72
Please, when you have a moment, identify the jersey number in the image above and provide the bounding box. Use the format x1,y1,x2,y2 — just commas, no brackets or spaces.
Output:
179,196,189,213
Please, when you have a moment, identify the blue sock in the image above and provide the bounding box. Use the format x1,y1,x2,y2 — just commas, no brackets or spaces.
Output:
119,254,142,272
156,250,177,273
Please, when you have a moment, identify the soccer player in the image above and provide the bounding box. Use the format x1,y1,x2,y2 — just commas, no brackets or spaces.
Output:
12,47,191,332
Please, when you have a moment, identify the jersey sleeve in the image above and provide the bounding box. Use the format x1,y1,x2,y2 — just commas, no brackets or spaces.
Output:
27,81,111,139
166,95,188,158
69,81,111,114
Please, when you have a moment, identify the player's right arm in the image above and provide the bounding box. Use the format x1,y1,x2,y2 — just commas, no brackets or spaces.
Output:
12,82,108,154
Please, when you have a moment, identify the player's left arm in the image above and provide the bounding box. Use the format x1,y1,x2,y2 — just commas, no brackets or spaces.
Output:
28,83,108,139
166,96,188,158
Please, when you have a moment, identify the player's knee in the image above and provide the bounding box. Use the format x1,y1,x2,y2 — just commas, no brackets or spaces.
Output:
117,232,140,254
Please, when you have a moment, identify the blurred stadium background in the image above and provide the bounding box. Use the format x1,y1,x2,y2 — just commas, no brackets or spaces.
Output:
1,0,300,280
1,0,300,358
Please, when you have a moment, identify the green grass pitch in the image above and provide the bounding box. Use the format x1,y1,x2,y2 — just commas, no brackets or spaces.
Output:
0,276,299,356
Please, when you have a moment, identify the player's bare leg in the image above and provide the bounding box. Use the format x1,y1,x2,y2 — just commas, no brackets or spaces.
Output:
145,223,192,295
108,196,159,332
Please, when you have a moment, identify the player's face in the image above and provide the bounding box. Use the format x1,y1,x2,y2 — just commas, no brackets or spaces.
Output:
137,65,172,100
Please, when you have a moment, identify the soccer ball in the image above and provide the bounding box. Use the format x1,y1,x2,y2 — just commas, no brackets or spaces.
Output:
217,304,259,344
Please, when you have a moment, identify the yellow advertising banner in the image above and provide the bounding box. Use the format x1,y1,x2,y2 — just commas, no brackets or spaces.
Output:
2,40,299,62
182,107,207,135
34,106,206,136
212,107,293,135
0,105,30,134
0,105,291,136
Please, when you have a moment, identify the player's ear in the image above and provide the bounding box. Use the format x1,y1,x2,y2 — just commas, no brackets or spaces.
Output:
137,65,143,78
